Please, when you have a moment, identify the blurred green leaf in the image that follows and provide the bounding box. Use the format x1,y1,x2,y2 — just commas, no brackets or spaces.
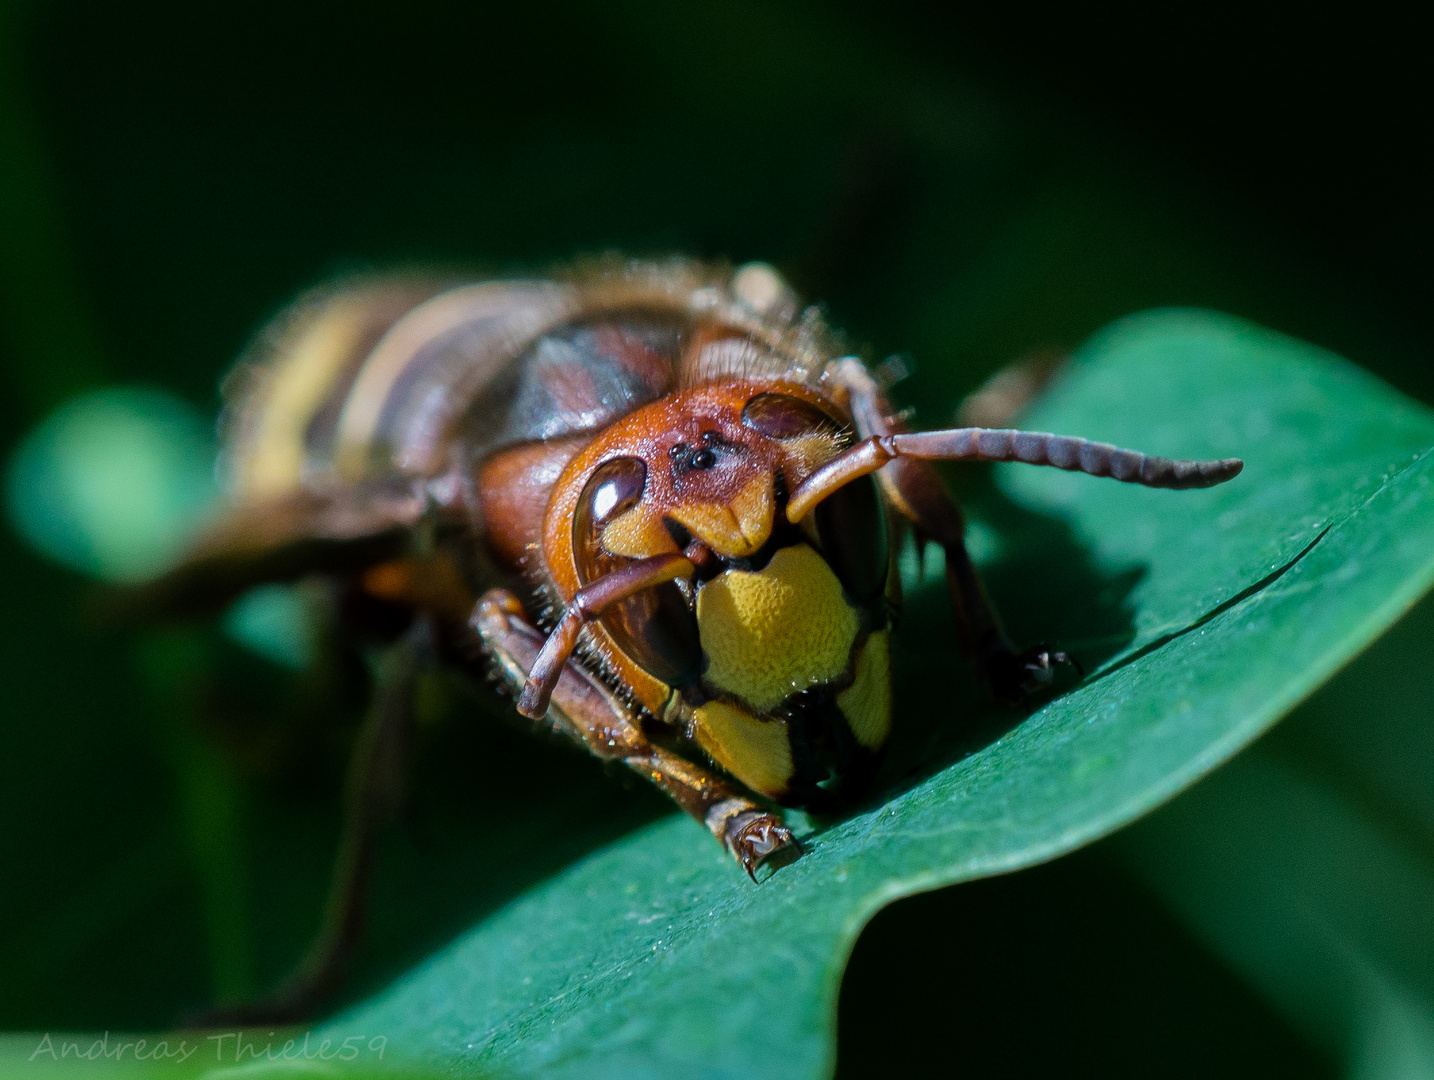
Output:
1119,747,1434,1080
1112,588,1434,1080
5,387,216,583
281,310,1431,1079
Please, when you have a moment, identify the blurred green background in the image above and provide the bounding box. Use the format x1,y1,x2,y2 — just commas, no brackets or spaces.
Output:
1,2,1430,1076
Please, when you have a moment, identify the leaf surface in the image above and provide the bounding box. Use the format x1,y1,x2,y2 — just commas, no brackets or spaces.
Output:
310,311,1434,1079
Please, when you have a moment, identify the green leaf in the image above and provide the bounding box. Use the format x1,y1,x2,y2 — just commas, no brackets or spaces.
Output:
1111,589,1434,1079
4,387,217,583
307,309,1434,1079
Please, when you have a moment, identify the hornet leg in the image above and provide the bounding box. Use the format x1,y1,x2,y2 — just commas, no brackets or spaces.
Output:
826,358,1076,701
473,590,801,878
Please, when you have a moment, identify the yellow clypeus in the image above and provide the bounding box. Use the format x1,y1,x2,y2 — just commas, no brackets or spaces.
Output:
696,543,859,714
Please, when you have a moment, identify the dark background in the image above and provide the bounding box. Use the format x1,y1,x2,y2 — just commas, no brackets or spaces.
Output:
1,2,1428,1076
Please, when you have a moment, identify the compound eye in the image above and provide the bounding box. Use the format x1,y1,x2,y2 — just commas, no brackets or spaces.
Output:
814,474,888,606
741,393,837,439
572,455,701,688
576,457,646,538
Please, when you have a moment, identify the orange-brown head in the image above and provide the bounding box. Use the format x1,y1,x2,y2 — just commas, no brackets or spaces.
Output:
541,379,894,807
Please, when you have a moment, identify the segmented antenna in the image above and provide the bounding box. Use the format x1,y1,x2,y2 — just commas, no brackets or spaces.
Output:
902,429,1244,488
786,427,1243,523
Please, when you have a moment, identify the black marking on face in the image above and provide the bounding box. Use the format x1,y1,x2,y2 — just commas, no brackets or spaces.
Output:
813,474,888,610
669,431,736,478
772,686,880,809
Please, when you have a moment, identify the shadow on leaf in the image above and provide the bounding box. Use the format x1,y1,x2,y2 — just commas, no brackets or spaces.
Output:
812,466,1144,831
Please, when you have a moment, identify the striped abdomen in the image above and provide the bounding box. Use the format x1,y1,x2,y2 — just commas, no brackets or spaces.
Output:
218,263,819,515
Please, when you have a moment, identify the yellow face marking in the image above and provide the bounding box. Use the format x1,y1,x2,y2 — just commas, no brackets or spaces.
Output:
697,543,858,714
837,630,892,751
730,471,774,545
668,472,774,558
601,504,679,558
692,699,793,799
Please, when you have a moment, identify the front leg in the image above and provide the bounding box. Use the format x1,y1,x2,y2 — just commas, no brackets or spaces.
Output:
826,358,1076,702
472,590,801,878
